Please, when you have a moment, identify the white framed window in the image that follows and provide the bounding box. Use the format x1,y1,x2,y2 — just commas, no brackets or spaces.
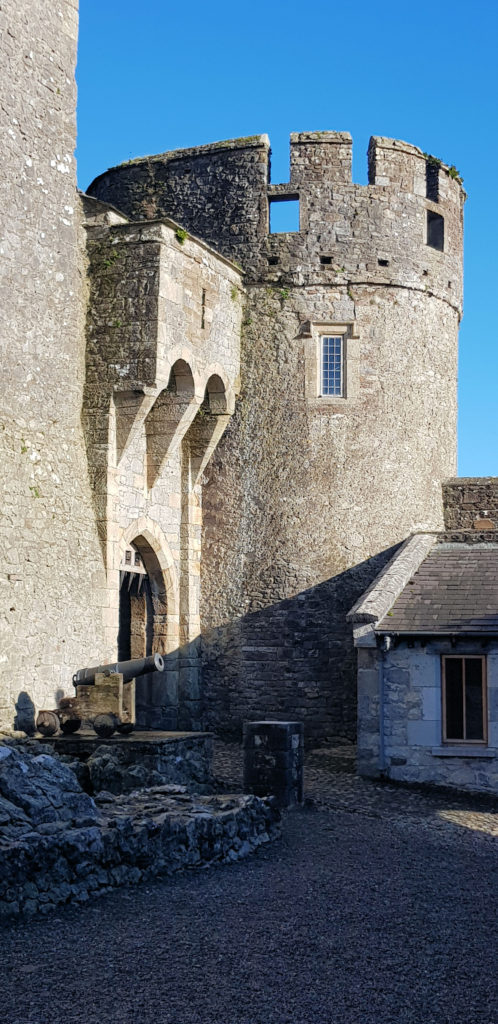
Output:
303,321,358,404
320,335,343,396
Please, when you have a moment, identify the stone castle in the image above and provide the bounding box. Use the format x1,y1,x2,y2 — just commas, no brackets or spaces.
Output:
1,0,466,743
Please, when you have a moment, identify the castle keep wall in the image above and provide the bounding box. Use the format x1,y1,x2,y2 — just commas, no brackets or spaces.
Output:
0,1,242,734
90,133,464,741
84,214,242,729
0,0,107,729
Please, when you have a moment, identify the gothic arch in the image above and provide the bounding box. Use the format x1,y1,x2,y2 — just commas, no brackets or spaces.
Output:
119,518,179,654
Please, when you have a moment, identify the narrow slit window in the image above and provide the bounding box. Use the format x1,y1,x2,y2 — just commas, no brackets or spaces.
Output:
442,656,487,744
269,198,300,234
427,211,444,251
320,335,343,396
426,162,439,202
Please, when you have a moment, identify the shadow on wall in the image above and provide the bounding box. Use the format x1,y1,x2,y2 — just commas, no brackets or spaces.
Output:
14,692,36,735
200,545,400,744
135,639,203,733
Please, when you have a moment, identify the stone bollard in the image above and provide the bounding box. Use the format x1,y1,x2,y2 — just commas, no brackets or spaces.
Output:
243,720,304,808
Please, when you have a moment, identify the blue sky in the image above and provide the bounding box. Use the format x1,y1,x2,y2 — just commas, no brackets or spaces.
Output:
76,0,498,476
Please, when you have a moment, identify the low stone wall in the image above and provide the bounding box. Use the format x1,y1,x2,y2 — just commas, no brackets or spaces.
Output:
0,743,280,919
41,731,214,795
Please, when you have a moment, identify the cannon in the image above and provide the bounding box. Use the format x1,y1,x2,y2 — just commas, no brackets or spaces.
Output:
72,653,164,687
36,653,165,738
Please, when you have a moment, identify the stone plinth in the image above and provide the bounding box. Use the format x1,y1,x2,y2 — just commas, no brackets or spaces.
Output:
243,721,304,807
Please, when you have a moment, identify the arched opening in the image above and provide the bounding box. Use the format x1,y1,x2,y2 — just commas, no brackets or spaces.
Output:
184,373,230,485
145,358,197,489
118,543,154,661
205,373,228,415
118,533,177,729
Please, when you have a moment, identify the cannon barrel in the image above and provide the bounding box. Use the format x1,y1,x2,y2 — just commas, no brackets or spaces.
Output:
72,653,164,687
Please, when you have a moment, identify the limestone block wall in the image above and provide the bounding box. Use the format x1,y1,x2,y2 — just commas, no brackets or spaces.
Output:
357,641,498,796
84,215,242,729
89,132,464,742
0,0,107,730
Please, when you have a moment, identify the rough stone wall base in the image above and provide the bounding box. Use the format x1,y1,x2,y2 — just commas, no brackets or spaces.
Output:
0,787,280,919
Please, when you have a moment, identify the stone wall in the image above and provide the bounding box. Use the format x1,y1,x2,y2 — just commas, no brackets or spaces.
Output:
89,133,464,741
0,742,280,918
0,2,242,735
0,0,107,729
84,214,242,729
357,641,498,796
443,478,498,531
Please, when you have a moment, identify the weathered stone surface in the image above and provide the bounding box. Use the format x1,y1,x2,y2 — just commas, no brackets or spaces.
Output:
0,0,242,734
89,133,464,742
40,731,213,794
0,744,98,825
243,721,304,806
1,0,467,748
0,0,108,732
0,743,280,918
443,478,498,531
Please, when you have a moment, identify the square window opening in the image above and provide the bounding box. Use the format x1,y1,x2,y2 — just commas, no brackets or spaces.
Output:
269,198,300,234
427,210,444,251
320,335,344,397
442,655,487,744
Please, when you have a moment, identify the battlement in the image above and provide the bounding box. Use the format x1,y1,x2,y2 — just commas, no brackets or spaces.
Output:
88,131,465,311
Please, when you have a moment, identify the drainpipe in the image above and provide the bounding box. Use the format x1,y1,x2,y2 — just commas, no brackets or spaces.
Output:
378,634,391,774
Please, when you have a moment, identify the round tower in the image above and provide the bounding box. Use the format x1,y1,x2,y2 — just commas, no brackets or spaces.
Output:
88,132,465,741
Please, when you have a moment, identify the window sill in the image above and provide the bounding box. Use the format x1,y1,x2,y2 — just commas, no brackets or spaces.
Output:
431,746,496,759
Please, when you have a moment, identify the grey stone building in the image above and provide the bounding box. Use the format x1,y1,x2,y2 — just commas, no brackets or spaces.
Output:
349,481,498,794
89,131,464,743
2,0,485,760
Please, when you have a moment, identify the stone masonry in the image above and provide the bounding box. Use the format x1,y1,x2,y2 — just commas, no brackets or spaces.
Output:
0,0,241,733
0,741,280,918
0,0,106,724
89,133,465,742
1,0,468,747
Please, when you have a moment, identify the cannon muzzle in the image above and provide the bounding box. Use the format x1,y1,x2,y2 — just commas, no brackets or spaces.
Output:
72,653,164,687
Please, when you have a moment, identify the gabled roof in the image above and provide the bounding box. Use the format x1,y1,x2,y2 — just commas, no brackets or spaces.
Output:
377,542,498,635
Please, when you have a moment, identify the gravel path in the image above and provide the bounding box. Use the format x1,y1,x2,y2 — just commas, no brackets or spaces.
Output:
1,743,497,1024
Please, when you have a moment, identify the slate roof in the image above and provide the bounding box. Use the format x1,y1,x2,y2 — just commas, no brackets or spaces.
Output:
376,543,498,635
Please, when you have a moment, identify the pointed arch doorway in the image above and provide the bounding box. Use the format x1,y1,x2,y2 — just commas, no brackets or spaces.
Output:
118,542,154,662
118,535,178,729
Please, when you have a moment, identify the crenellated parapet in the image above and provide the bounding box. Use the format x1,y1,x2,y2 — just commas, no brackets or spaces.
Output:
88,131,465,313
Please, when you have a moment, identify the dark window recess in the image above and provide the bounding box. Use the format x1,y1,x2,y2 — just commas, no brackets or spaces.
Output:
320,255,332,265
378,258,389,267
427,211,444,251
443,656,486,743
269,198,299,234
268,256,280,266
201,288,206,330
426,162,439,202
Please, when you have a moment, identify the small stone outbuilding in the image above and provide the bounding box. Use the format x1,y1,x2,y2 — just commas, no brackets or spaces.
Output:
349,530,498,796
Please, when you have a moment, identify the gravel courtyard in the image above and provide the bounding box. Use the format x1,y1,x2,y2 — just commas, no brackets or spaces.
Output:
1,743,497,1024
